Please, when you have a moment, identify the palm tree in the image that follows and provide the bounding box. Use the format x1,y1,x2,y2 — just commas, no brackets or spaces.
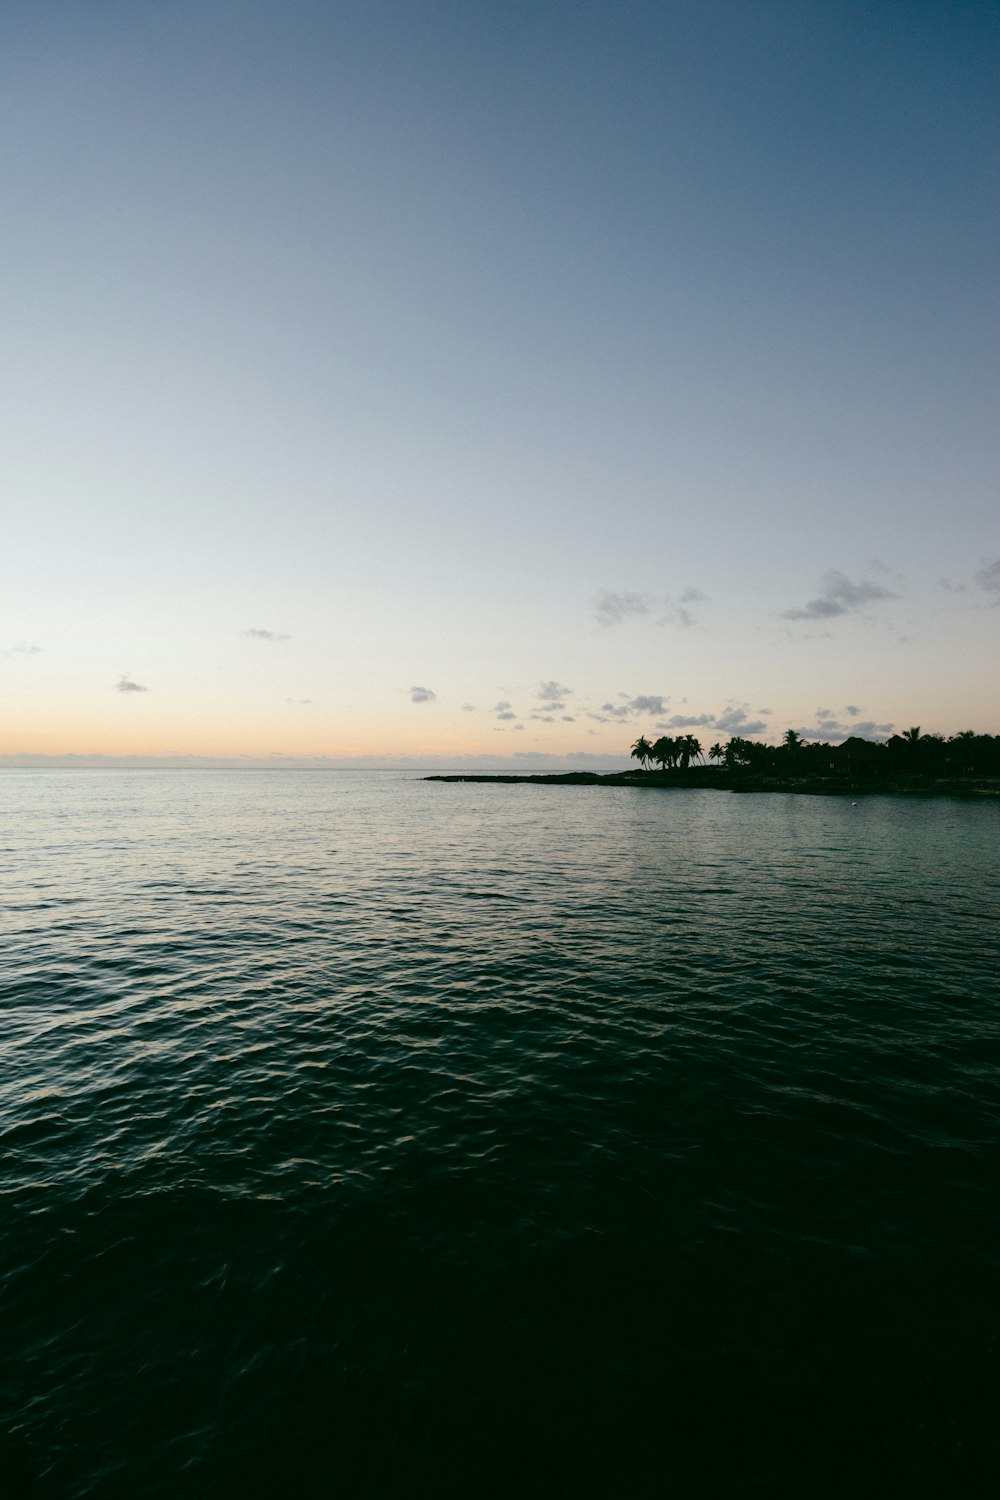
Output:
725,736,752,769
630,735,654,771
677,734,702,769
782,728,804,771
651,735,676,771
950,730,977,774
902,726,922,743
709,742,725,768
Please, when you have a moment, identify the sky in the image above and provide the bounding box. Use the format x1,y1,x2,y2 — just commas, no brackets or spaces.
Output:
3,0,998,768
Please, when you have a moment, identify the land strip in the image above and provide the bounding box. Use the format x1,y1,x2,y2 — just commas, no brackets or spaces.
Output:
425,770,1000,797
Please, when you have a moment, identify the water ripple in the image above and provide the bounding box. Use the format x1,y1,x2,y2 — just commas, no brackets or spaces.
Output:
1,772,998,1494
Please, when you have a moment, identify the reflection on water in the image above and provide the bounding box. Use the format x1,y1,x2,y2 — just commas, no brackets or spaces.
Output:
2,771,999,1494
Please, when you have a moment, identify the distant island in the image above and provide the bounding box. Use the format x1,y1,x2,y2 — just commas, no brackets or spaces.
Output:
427,728,1000,797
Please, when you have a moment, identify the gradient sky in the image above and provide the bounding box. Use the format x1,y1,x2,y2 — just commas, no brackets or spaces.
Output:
3,0,998,766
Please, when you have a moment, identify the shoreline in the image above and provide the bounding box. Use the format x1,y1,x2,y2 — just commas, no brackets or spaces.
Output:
425,770,1000,798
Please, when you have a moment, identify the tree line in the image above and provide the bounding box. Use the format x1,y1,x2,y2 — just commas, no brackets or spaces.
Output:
630,728,1000,777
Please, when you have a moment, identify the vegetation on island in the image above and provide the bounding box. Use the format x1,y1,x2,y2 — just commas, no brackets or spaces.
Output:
629,727,1000,785
426,727,1000,794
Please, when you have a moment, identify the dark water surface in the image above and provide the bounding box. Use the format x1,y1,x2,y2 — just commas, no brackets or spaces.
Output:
2,771,999,1496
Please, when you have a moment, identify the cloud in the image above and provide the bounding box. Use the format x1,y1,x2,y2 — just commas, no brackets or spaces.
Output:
493,700,517,720
242,628,290,641
116,676,148,693
783,570,898,620
538,680,572,706
852,721,894,738
592,696,776,738
795,714,895,742
974,558,1000,598
656,588,708,629
940,558,1000,599
595,693,668,722
597,586,708,630
713,704,768,735
657,603,695,629
461,703,476,712
410,685,437,703
286,697,312,705
1,642,41,658
629,694,667,717
595,590,651,627
663,713,714,729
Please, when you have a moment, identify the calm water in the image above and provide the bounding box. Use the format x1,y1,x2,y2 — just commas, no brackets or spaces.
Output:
2,770,999,1496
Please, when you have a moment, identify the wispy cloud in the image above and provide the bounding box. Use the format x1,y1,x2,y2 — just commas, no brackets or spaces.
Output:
242,627,290,641
538,680,572,706
410,685,437,703
974,558,1000,599
662,713,714,729
1,642,41,658
116,675,149,693
794,710,895,742
596,586,708,630
493,700,517,720
595,590,651,627
783,570,897,621
460,702,476,712
656,587,707,629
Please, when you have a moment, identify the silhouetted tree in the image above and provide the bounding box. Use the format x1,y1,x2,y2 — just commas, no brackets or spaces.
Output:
631,736,654,771
628,726,999,783
677,734,702,769
651,735,676,771
950,730,977,774
781,728,805,770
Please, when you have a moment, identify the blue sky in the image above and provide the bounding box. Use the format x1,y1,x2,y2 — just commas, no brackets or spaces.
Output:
3,0,997,766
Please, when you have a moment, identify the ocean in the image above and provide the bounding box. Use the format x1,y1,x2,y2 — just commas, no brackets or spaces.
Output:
2,770,998,1496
